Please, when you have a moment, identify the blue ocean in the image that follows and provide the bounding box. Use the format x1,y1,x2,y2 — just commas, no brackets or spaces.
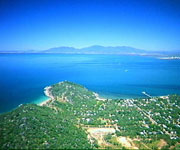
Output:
0,54,180,113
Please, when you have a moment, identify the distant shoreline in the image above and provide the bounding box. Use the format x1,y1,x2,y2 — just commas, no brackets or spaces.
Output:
1,53,180,60
0,45,179,57
158,56,180,60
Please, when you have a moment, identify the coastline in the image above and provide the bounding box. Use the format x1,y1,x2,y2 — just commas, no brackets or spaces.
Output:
38,86,54,106
37,83,171,107
38,85,170,106
93,92,107,101
158,56,180,60
38,98,51,106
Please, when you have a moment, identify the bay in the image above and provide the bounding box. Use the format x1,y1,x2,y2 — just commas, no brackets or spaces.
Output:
0,53,180,113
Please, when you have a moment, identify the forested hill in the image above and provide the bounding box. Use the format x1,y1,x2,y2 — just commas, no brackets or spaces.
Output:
49,81,97,103
0,81,180,149
0,104,92,149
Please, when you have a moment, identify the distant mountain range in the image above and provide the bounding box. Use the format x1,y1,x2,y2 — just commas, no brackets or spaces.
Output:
0,45,179,56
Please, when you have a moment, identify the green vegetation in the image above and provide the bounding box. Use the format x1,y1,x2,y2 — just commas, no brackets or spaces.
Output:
0,81,180,149
0,103,91,149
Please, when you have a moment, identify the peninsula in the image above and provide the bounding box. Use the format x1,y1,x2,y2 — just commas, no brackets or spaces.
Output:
0,81,180,149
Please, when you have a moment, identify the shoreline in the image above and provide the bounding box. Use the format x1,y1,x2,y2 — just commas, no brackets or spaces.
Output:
94,92,170,101
38,86,54,106
158,56,180,60
38,98,51,106
38,84,170,106
93,92,107,101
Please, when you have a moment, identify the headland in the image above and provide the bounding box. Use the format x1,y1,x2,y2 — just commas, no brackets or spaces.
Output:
0,81,180,149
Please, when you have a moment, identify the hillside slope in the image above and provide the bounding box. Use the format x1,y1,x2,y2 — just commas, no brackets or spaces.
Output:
0,103,91,149
0,81,180,149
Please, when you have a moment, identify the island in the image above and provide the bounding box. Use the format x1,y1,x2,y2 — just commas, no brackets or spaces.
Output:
0,81,180,149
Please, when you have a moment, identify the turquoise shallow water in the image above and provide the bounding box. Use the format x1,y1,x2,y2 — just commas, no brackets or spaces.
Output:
0,54,180,113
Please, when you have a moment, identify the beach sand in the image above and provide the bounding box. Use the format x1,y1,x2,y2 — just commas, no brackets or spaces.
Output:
93,92,106,101
39,98,52,106
38,86,54,106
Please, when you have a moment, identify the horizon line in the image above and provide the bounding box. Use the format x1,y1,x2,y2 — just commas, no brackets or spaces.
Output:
0,45,179,52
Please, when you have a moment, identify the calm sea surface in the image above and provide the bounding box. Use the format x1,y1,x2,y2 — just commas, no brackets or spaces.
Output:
0,54,180,113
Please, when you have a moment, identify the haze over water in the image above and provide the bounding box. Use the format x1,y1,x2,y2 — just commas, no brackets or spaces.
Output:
0,53,179,113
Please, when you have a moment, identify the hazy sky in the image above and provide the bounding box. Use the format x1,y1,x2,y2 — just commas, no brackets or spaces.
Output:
0,0,180,51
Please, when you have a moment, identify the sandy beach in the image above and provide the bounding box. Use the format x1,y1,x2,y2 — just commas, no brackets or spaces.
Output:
38,86,54,106
39,99,51,106
93,92,106,101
